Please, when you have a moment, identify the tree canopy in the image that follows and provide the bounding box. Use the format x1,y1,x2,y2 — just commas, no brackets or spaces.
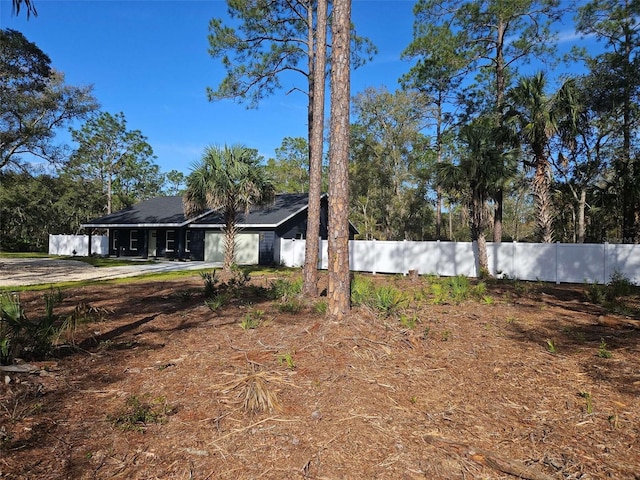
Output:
0,29,98,171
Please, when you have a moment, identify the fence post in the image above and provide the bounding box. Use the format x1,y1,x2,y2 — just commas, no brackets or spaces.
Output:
290,239,295,267
403,239,407,275
372,239,376,275
555,241,560,284
603,242,608,284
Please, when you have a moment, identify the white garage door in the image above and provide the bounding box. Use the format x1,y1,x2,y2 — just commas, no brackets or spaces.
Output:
204,232,259,265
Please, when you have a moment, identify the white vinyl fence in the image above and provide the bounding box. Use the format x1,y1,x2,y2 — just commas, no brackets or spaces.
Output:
279,239,640,285
49,234,109,257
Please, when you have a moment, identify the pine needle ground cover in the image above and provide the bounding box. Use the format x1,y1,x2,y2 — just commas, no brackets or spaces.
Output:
1,274,639,479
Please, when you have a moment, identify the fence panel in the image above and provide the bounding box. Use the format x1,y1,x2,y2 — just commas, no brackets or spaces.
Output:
48,234,108,256
606,244,640,284
557,243,606,284
278,238,640,285
509,243,556,282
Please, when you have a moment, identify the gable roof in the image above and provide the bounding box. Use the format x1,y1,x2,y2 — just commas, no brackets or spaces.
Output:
191,193,324,228
82,196,191,228
81,193,325,229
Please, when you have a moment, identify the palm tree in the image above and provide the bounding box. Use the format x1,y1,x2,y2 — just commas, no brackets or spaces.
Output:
506,72,580,243
12,0,37,17
183,145,275,272
437,119,515,274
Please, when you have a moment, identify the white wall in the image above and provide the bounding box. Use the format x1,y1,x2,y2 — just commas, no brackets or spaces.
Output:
48,235,108,256
279,239,640,285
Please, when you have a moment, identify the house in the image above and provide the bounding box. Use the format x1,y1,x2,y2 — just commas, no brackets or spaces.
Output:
81,193,357,265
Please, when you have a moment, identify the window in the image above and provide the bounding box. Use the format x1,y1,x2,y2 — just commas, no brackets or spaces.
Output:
130,230,139,251
166,230,175,252
112,232,118,250
185,230,191,253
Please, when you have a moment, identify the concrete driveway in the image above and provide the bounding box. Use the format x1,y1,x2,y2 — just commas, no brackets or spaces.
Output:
0,258,221,287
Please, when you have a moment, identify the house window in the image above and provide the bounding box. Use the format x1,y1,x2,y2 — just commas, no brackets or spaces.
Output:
112,232,118,250
166,230,175,252
130,230,139,251
185,231,191,253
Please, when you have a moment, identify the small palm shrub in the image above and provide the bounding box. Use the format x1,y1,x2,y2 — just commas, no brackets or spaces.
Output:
350,275,374,307
108,394,173,432
372,285,407,316
205,293,229,312
276,299,304,313
269,278,302,301
448,275,471,303
240,309,265,330
0,293,23,365
200,269,218,298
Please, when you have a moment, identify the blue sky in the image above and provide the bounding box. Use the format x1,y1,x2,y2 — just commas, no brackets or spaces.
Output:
1,0,592,176
1,0,418,175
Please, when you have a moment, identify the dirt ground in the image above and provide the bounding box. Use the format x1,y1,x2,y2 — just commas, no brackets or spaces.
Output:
1,271,639,480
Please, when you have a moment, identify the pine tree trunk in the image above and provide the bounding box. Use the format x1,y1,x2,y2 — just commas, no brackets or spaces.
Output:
327,0,351,320
303,0,327,297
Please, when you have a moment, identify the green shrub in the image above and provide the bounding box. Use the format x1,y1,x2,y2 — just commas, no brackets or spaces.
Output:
313,300,328,314
269,278,302,301
429,282,448,305
399,313,418,329
350,275,374,307
585,281,607,304
240,309,265,330
448,275,470,302
607,270,635,300
598,338,612,359
277,299,304,313
586,271,636,308
108,395,173,432
205,293,229,312
200,269,218,298
372,285,407,316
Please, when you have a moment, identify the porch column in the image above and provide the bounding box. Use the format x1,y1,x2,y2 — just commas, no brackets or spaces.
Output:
142,230,149,259
177,229,185,261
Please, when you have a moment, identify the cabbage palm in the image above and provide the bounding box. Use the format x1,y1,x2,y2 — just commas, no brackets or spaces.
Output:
184,145,275,272
507,72,580,242
437,119,516,274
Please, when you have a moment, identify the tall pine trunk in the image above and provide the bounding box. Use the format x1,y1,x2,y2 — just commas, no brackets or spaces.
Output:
303,0,327,297
327,0,351,320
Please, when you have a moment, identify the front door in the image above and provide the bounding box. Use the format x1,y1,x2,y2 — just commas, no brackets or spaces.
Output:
148,230,157,257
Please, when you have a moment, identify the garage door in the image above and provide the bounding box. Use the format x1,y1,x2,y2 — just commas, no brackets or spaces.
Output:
204,232,259,265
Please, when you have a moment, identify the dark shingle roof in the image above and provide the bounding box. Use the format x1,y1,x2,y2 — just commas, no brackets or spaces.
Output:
82,196,189,227
82,194,319,229
192,193,318,227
